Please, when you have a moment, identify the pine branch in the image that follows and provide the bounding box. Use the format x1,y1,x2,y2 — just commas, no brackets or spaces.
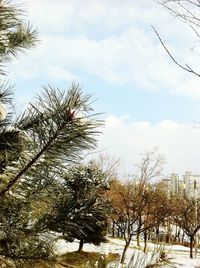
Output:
0,0,38,74
0,85,101,196
0,119,70,195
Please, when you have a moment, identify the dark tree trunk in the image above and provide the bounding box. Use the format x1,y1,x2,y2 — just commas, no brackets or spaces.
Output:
173,224,177,243
175,228,181,243
156,226,160,242
166,233,171,244
117,227,120,238
143,230,148,252
120,240,131,264
190,236,194,258
177,229,181,243
78,239,84,252
112,220,115,238
120,231,124,238
136,232,140,247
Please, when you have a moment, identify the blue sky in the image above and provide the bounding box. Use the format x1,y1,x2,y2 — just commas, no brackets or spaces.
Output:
7,0,200,176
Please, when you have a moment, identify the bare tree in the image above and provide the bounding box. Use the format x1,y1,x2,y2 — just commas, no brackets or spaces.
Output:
134,149,165,246
136,149,164,180
171,195,200,258
108,179,170,263
95,153,120,180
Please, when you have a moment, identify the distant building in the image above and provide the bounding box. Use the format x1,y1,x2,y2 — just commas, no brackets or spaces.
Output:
163,171,200,198
183,171,200,198
163,173,180,196
162,178,170,197
170,173,180,194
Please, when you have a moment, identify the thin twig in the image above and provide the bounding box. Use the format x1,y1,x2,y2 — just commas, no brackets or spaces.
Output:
152,25,200,77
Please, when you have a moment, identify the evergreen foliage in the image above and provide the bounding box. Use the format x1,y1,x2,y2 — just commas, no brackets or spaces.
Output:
0,85,102,261
0,0,38,74
0,1,106,266
38,163,110,251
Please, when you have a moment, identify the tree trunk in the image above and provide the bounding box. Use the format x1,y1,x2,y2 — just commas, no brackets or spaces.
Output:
156,226,159,242
190,236,194,258
78,239,84,252
120,240,130,264
177,229,181,243
143,230,148,253
136,233,140,247
112,220,115,238
166,218,171,244
182,232,185,244
174,224,178,243
175,228,181,243
117,227,120,238
120,231,124,238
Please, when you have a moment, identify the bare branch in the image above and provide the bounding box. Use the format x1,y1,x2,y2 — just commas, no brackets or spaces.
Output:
152,25,200,77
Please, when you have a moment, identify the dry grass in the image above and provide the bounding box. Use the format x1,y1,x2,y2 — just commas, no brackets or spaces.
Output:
56,251,119,268
0,251,119,268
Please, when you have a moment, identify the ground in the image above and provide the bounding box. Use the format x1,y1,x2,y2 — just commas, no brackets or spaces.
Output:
55,238,200,267
56,251,119,267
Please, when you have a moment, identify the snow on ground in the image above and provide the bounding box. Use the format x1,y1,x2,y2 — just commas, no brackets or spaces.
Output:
163,255,200,268
55,238,200,267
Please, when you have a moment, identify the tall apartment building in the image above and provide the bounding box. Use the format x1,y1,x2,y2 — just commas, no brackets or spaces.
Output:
162,173,180,197
163,171,200,198
170,173,180,194
183,171,200,198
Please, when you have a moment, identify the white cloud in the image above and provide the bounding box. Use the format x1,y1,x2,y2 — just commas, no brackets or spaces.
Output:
24,0,151,34
97,115,200,176
47,66,79,82
9,0,200,99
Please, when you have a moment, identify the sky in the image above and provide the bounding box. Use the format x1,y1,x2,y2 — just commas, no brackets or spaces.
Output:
6,0,200,177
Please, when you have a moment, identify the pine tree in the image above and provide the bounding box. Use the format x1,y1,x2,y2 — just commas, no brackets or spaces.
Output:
0,85,102,260
0,1,103,266
37,162,110,252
